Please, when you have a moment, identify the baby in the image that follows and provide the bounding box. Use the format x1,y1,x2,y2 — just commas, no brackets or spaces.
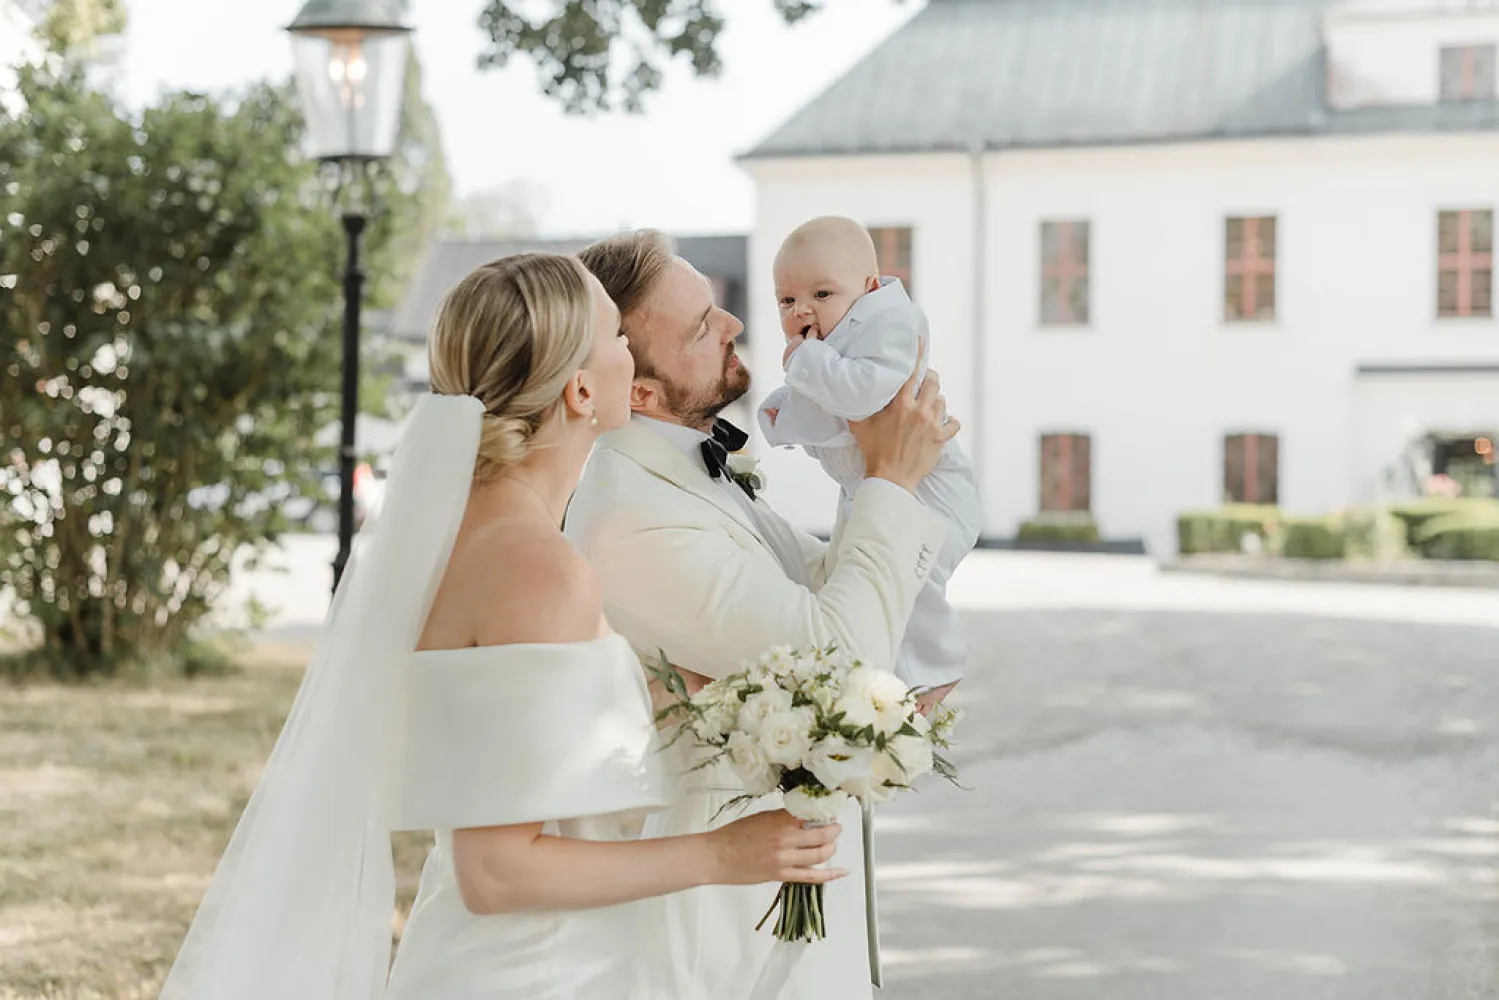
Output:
758,215,982,697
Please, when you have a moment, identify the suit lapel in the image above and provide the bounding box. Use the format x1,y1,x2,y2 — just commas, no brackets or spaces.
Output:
597,419,768,544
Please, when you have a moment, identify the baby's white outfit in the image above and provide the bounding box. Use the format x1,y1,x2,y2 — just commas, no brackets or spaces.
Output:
757,278,981,692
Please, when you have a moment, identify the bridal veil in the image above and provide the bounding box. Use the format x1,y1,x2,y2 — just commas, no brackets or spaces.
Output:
158,393,483,999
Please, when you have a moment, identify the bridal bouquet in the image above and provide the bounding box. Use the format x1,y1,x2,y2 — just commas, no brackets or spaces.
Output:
651,643,959,945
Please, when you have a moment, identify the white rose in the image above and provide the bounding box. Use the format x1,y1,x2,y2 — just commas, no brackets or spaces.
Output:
724,731,778,796
783,785,852,825
738,685,794,736
725,453,766,491
758,707,816,768
805,735,876,793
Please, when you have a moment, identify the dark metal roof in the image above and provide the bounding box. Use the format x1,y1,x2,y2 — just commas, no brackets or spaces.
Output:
743,0,1499,159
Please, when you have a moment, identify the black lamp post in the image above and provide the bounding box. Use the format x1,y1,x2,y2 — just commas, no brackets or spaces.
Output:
286,0,411,591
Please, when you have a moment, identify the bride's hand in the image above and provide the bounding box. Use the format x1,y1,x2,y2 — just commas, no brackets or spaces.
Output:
706,810,847,886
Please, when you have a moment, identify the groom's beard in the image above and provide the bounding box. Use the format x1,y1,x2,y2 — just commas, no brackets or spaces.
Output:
662,344,751,427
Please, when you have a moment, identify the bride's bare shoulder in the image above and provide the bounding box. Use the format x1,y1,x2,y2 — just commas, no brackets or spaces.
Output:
429,524,603,647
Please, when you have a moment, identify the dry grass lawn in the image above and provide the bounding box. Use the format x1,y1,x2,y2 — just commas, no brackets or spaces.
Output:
0,643,431,999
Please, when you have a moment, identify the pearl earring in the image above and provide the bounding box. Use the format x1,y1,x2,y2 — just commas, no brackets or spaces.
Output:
589,407,598,427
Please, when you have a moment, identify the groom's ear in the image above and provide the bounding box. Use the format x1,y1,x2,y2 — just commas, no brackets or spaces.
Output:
628,378,657,413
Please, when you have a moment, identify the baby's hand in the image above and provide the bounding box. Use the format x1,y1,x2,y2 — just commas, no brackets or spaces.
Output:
781,335,805,370
764,408,779,426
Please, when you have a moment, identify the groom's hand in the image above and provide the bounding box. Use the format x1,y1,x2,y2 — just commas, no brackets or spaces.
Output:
916,681,959,716
850,338,958,493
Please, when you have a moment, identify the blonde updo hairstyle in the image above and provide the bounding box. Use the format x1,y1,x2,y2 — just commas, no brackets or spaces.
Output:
427,253,596,482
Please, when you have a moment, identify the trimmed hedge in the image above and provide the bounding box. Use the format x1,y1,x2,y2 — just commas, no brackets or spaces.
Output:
1177,504,1279,555
1411,510,1499,561
1017,517,1101,545
1279,516,1348,560
1175,499,1496,561
1387,498,1499,540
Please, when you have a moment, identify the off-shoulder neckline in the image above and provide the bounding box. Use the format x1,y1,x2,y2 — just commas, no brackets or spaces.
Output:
411,633,628,658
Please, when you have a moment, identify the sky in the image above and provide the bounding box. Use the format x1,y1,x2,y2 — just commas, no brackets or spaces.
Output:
116,0,922,237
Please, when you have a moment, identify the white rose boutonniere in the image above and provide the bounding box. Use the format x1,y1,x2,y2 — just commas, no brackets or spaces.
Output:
724,452,765,500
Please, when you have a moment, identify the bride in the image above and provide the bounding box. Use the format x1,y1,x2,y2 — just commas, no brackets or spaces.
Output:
158,253,846,999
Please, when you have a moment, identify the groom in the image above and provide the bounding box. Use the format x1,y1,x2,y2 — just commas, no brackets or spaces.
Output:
565,230,958,998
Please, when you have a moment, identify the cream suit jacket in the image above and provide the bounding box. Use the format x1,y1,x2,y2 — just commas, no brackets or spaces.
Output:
564,416,948,679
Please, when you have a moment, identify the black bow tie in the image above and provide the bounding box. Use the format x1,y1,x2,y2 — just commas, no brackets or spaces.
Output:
700,418,754,498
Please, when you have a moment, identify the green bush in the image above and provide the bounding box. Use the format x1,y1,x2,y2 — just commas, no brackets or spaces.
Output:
1016,517,1101,546
1341,507,1407,561
1279,516,1348,560
1176,504,1280,555
1411,510,1499,561
1387,498,1499,540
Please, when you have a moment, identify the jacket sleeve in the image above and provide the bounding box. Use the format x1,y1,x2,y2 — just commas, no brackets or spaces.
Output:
591,479,947,678
782,306,924,421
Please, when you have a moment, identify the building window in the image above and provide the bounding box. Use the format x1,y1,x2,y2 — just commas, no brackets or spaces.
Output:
1440,44,1497,101
869,226,914,298
1039,433,1092,513
1041,220,1090,325
1223,433,1279,504
1438,210,1493,318
1224,216,1276,322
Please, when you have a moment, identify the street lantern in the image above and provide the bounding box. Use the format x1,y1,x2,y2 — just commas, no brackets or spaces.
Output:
286,0,411,592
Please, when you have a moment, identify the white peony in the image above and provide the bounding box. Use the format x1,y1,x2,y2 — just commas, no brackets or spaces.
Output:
849,668,914,736
758,707,816,767
833,667,909,733
832,693,879,730
783,785,852,825
737,685,794,736
805,735,876,793
724,731,778,796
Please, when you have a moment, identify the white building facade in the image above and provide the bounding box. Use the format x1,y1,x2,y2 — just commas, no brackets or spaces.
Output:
741,0,1499,555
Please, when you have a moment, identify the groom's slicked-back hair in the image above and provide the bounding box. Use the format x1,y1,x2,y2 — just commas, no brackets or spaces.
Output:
578,229,675,378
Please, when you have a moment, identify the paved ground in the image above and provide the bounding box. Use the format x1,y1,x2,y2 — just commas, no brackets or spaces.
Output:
224,540,1499,999
877,558,1499,999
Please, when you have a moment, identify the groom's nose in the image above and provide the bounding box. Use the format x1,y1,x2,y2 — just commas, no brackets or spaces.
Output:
720,308,745,341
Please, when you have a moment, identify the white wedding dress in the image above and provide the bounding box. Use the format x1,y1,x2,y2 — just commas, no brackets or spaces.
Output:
636,737,869,1000
156,394,845,1000
385,635,668,1000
